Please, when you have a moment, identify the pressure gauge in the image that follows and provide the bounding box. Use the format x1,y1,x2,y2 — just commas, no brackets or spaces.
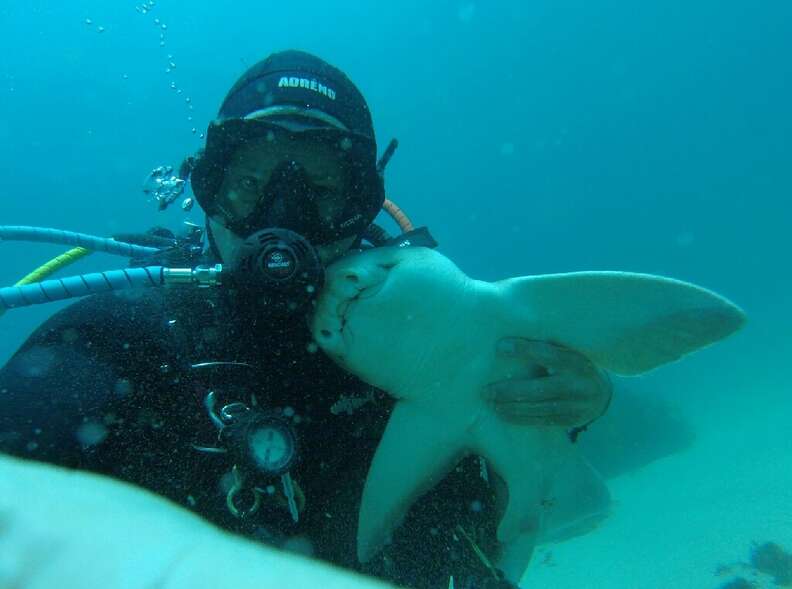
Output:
221,411,298,478
248,419,295,474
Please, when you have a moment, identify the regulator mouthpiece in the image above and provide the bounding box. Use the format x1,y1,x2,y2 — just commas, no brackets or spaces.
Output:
232,228,324,313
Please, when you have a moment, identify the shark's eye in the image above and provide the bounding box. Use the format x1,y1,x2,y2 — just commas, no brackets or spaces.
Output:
378,262,398,271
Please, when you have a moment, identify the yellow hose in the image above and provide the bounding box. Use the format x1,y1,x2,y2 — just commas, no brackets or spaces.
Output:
0,247,92,317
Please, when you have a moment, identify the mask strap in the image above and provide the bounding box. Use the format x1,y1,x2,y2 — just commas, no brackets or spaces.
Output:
205,216,221,259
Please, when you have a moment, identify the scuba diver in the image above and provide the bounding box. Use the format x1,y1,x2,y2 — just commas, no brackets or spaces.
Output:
0,50,611,588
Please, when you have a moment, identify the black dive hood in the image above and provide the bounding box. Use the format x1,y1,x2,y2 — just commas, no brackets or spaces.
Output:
188,50,386,251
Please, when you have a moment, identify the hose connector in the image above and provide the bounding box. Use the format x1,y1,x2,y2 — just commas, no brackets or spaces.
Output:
163,264,223,287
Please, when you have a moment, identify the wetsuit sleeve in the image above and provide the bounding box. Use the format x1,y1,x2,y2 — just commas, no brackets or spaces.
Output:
362,455,518,588
0,292,172,470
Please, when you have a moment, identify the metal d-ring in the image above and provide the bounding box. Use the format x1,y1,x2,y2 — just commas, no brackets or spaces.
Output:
226,465,262,519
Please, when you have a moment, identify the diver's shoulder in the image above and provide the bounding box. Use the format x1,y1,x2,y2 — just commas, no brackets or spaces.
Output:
38,289,170,334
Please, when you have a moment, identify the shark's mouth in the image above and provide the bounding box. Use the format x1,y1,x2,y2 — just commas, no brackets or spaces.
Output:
314,257,401,362
337,280,386,337
335,261,398,330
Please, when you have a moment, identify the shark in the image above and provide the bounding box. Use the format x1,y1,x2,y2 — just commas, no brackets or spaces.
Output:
310,245,745,584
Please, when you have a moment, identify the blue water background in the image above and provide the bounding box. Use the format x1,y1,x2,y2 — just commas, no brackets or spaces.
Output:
0,1,790,579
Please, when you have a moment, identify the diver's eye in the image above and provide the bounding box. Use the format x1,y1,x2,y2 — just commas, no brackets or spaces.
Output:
237,176,259,193
310,172,343,191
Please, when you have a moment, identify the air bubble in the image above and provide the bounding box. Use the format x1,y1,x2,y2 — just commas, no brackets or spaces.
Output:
161,23,168,30
85,18,93,25
185,97,191,103
500,142,515,156
170,81,177,89
458,3,476,22
191,128,197,134
154,18,160,24
97,26,106,33
76,421,108,448
114,379,133,397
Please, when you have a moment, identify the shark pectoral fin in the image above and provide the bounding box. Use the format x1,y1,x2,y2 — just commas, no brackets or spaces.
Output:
538,453,610,544
497,532,538,588
493,468,544,546
357,400,467,563
497,272,746,375
495,454,611,586
469,418,548,546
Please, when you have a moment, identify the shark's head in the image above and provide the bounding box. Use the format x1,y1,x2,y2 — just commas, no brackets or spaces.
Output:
311,246,477,397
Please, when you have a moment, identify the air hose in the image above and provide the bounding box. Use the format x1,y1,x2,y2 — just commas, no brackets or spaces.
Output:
0,226,161,258
13,246,93,285
0,247,94,318
382,199,414,232
0,265,222,311
0,226,220,312
0,266,164,310
0,199,417,313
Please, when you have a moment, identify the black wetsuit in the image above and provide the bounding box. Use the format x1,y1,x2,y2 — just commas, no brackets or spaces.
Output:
0,282,513,588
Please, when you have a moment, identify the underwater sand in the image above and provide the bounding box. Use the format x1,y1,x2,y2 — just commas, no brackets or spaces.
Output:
522,386,792,589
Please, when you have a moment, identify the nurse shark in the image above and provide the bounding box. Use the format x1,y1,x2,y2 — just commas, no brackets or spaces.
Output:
311,246,745,584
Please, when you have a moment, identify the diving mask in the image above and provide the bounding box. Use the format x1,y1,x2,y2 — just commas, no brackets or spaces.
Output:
190,118,384,246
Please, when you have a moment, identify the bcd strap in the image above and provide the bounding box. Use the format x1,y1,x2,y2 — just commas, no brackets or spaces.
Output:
381,226,438,249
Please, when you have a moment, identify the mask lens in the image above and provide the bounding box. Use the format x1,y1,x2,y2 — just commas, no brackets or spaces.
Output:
214,127,365,242
219,174,264,220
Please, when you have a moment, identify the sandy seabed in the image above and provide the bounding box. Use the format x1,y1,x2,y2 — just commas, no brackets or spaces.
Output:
522,389,792,589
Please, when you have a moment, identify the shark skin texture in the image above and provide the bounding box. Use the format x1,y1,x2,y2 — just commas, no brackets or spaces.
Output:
310,246,745,585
